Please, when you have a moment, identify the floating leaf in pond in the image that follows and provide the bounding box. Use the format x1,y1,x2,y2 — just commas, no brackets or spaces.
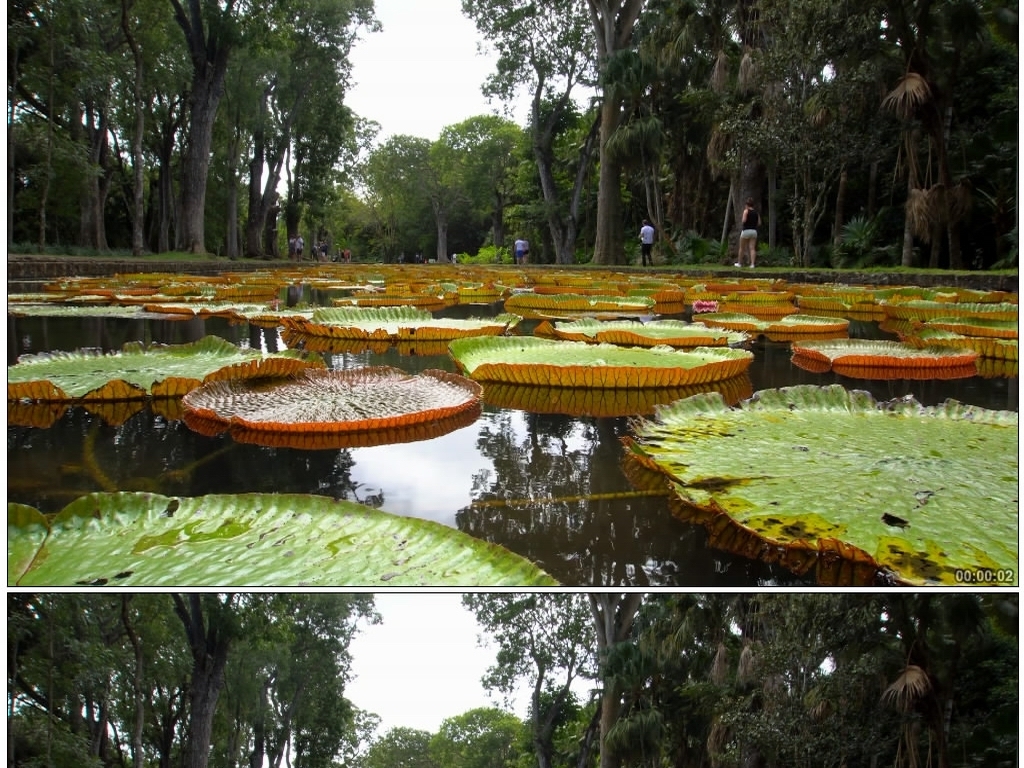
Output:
902,329,1018,361
504,293,655,313
483,374,753,417
880,300,1018,322
7,492,558,586
7,336,323,402
534,318,748,348
791,339,978,373
182,366,483,449
449,336,753,388
625,384,1018,586
694,312,850,340
283,306,519,342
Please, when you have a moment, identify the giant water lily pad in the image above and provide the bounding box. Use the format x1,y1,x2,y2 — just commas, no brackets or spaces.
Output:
904,330,1018,361
7,492,558,586
8,336,322,401
283,306,519,341
694,312,850,340
483,374,753,417
625,385,1018,585
880,300,1018,322
534,318,748,348
182,367,483,448
504,293,655,313
791,339,978,372
449,336,753,388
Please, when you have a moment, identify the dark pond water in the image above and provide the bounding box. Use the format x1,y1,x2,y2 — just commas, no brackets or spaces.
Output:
7,299,1018,587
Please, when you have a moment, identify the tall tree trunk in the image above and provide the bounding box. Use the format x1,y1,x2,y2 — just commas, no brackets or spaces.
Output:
121,597,145,768
173,594,234,768
434,207,449,262
8,46,18,248
38,17,56,251
122,0,146,256
492,193,505,250
172,0,232,255
867,160,879,218
587,0,645,265
833,163,848,247
591,97,625,264
589,594,644,768
901,181,915,268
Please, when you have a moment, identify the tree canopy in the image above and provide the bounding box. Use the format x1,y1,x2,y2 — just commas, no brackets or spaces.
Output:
7,0,1018,269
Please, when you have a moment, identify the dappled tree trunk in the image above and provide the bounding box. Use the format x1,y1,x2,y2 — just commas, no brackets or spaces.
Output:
589,594,644,768
173,594,234,768
867,160,879,218
79,107,111,250
588,0,644,265
121,597,145,768
172,0,231,255
435,208,449,263
122,0,146,256
833,164,847,247
492,193,505,250
591,98,625,265
8,46,19,247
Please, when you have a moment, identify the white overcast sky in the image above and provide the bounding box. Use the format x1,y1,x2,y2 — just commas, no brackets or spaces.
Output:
345,0,521,142
345,593,512,735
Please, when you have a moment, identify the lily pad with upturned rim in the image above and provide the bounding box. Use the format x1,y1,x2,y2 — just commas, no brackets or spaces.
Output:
791,338,978,371
625,384,1018,586
181,366,483,449
7,492,558,586
449,336,753,388
534,318,749,348
283,306,520,341
7,336,323,402
693,312,850,339
482,374,753,417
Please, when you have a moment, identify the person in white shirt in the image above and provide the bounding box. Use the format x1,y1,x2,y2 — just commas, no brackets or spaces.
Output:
514,238,529,265
639,220,655,266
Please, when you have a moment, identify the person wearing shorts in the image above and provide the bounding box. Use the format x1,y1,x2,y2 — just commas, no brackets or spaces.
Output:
736,198,758,267
639,219,655,266
514,238,529,265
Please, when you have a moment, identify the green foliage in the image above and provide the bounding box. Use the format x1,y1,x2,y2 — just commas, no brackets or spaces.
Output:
831,214,898,268
430,708,526,768
462,245,513,264
364,727,439,768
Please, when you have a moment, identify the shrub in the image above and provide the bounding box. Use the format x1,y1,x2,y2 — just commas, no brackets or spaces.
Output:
463,245,511,265
832,215,897,268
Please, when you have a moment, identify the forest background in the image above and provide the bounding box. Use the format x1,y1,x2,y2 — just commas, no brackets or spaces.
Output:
7,0,1018,271
6,592,1019,768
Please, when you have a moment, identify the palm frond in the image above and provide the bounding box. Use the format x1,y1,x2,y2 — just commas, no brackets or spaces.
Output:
881,72,932,120
711,49,730,93
738,49,757,94
881,664,932,712
737,641,756,684
711,640,729,685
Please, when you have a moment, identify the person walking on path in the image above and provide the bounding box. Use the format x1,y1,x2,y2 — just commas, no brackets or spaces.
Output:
736,198,758,267
639,219,656,266
514,238,529,265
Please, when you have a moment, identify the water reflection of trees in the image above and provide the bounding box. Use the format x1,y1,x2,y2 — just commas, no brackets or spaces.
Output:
7,406,365,514
458,410,801,587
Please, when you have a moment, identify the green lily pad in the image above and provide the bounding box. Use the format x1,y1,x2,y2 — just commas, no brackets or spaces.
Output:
504,292,655,313
284,306,520,341
8,492,558,586
449,336,753,388
627,384,1018,585
536,318,749,347
8,336,321,401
